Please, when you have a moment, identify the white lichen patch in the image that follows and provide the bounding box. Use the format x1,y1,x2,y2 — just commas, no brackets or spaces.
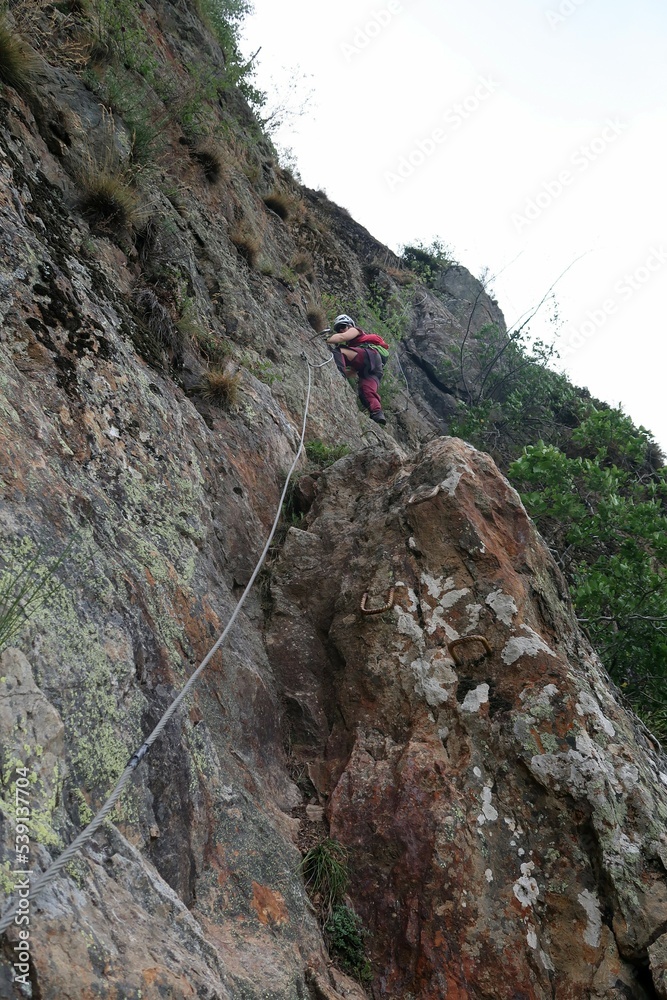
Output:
577,889,602,948
407,651,458,708
405,587,419,613
464,603,482,632
486,589,518,626
421,572,454,598
473,766,482,778
513,862,539,908
476,785,498,825
576,690,616,737
485,869,494,882
435,458,474,497
425,605,460,639
540,950,555,972
393,605,425,649
502,625,557,665
616,762,640,792
529,730,623,807
527,927,538,949
461,683,489,714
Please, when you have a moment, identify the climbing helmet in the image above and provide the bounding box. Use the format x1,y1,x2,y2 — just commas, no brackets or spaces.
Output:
334,314,355,332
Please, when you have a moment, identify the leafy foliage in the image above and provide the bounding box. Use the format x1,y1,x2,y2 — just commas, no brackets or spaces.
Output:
305,440,349,469
325,904,372,983
400,238,457,287
509,407,667,728
450,346,580,466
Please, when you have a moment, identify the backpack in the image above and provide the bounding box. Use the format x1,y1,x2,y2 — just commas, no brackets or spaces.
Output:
352,329,390,363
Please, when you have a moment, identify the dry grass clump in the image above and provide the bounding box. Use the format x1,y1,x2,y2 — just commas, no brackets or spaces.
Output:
291,252,314,281
230,222,262,267
191,146,223,184
263,191,293,221
78,164,144,234
385,265,417,286
306,302,327,333
198,367,241,408
133,288,182,352
0,15,40,92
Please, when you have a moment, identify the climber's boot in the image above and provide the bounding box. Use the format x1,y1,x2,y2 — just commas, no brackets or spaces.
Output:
370,410,386,425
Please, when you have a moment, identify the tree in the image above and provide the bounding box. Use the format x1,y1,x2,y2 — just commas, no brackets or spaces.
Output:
509,408,667,738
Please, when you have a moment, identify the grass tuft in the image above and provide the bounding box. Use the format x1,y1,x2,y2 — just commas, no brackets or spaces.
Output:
0,15,40,92
191,146,223,183
300,839,349,917
306,302,327,333
197,367,241,408
263,191,292,221
78,166,143,233
291,251,314,281
230,222,261,267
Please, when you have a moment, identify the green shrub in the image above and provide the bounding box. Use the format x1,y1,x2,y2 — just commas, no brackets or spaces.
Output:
509,406,667,738
400,237,457,287
325,905,372,983
305,440,349,469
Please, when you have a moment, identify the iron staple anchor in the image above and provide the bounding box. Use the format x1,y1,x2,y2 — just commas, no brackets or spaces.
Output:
447,635,493,666
360,587,396,616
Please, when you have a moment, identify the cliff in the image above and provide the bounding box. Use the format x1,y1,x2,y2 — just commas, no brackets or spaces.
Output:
1,3,667,998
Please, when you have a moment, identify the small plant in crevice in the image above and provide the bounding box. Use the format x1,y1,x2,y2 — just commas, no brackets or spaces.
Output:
300,840,373,984
290,252,314,282
325,904,373,984
133,288,182,352
299,839,349,917
197,367,241,408
306,440,349,469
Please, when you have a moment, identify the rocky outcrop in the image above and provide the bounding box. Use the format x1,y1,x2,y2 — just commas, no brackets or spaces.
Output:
1,3,667,998
268,439,667,998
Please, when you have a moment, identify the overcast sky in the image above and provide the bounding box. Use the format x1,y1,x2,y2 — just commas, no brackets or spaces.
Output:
241,0,667,447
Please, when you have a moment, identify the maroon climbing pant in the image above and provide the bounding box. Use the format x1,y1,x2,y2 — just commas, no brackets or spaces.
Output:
340,347,383,414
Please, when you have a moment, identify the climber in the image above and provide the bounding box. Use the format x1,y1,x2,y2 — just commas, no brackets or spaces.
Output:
325,314,389,425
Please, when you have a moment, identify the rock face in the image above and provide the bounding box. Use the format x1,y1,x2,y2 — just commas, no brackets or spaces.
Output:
1,4,667,998
269,439,667,999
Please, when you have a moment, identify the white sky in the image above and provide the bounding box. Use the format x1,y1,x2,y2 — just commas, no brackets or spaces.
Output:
241,0,667,447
